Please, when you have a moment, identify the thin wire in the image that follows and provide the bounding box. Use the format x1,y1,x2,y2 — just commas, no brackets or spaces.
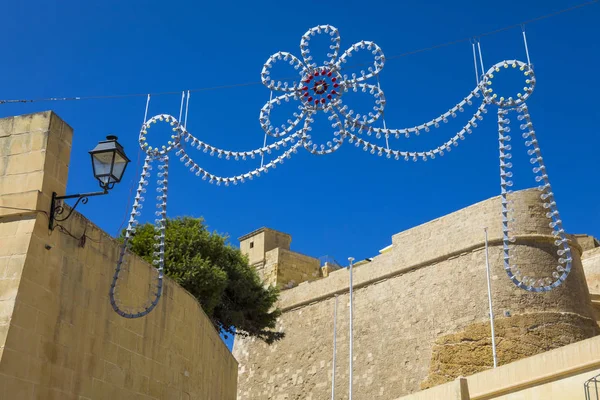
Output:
477,40,486,75
376,75,390,150
472,40,480,85
55,222,103,245
260,134,268,168
0,0,596,105
0,205,48,216
261,92,272,168
0,205,99,245
143,94,150,122
178,91,185,122
184,90,191,128
115,95,149,236
522,25,532,65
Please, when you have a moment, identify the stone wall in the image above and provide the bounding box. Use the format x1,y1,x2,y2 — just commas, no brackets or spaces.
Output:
583,247,600,295
0,112,238,400
239,227,320,288
239,228,291,268
575,234,599,252
1,111,70,368
396,333,600,399
233,189,599,400
582,246,600,324
264,248,321,289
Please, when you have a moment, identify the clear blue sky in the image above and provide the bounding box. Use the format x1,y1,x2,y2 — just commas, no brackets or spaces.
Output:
2,1,599,349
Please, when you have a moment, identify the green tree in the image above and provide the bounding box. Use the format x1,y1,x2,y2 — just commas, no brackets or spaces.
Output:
124,217,283,344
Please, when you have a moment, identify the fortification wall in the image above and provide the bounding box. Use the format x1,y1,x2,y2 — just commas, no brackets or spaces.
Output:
264,248,321,288
233,189,598,400
396,333,600,400
583,247,600,323
583,247,600,294
239,228,292,268
0,112,237,400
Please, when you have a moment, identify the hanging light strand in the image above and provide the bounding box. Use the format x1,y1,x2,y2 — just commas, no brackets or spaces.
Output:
109,26,569,319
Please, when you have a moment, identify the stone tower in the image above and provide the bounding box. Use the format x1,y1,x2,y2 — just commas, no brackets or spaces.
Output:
239,227,292,267
239,227,321,288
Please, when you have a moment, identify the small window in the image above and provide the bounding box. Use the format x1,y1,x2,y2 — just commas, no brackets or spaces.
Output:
250,242,254,249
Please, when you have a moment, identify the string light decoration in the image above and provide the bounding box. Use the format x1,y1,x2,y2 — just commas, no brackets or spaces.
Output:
110,25,573,318
260,25,385,155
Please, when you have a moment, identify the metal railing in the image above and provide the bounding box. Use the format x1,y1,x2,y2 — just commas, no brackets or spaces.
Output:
319,255,343,268
585,373,600,400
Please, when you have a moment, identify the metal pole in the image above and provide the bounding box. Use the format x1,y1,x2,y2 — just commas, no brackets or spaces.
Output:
348,257,355,400
484,228,498,368
331,295,338,400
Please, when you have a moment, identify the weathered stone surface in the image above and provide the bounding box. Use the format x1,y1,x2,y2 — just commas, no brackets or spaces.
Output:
234,189,599,400
240,227,321,288
583,247,600,294
421,312,600,389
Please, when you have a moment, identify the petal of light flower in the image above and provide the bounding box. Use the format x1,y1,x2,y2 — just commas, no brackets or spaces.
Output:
336,40,385,84
259,93,307,138
335,83,386,136
261,51,307,92
302,106,345,155
299,25,341,70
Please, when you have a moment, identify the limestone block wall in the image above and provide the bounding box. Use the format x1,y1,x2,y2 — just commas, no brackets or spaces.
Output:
264,248,320,288
240,230,268,267
239,227,320,288
1,111,71,365
256,249,276,285
321,262,342,277
575,234,599,252
0,112,237,400
0,216,37,361
396,334,600,400
583,247,600,294
239,228,292,267
233,189,598,400
583,247,600,323
263,230,292,255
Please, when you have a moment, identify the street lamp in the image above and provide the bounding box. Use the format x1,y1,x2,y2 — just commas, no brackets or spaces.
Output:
49,135,130,231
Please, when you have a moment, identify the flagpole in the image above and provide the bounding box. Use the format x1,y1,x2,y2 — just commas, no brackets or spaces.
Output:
348,257,355,400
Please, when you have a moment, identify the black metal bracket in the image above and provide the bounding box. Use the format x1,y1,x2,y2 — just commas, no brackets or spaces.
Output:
49,189,108,231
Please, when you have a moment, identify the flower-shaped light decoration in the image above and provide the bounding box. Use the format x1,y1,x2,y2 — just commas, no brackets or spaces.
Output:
109,26,571,323
260,25,386,155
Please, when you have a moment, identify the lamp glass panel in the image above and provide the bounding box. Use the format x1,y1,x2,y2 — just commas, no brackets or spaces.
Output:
111,153,128,181
92,151,115,184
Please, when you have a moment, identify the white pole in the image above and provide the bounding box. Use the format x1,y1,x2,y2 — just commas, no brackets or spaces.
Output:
484,228,498,368
348,257,355,400
331,295,338,400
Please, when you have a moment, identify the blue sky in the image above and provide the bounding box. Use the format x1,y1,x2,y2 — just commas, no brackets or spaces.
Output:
2,1,599,350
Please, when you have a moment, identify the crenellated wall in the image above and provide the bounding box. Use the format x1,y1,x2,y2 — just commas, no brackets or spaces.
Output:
233,189,599,400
